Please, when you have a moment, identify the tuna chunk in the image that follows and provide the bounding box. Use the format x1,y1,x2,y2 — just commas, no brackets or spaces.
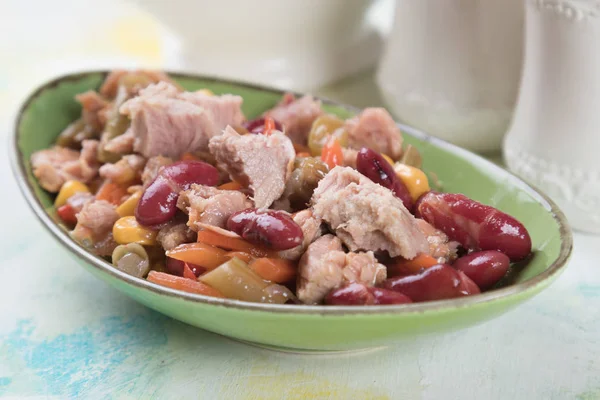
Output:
297,234,388,304
341,148,358,169
31,140,100,192
104,129,135,154
345,108,403,160
297,235,346,304
120,82,245,158
141,155,173,186
100,70,178,99
311,166,428,259
75,90,109,132
157,220,197,250
415,219,460,264
264,94,323,144
71,200,119,256
99,154,146,183
208,126,295,208
279,209,324,260
177,184,252,230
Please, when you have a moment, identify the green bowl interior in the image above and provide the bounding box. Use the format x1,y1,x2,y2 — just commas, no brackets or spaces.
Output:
17,72,563,286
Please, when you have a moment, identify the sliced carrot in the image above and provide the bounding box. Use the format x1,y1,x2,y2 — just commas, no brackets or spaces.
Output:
321,137,343,169
218,181,243,191
147,271,224,297
196,229,276,258
181,152,199,161
296,152,311,158
249,258,297,283
95,182,129,205
226,251,254,264
166,242,229,270
387,254,439,277
293,143,311,154
264,117,276,135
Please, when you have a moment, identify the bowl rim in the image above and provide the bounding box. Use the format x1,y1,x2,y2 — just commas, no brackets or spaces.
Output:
9,70,574,316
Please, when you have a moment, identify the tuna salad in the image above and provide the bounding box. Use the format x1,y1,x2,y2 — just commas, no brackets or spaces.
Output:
31,70,533,306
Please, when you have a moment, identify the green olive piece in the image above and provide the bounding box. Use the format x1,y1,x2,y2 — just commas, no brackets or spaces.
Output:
112,243,150,278
199,258,268,302
307,114,347,157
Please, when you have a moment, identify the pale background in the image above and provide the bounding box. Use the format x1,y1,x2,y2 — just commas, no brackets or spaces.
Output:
0,1,598,399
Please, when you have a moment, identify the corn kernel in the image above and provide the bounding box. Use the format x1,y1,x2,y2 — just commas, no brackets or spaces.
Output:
197,89,214,96
394,164,430,202
116,191,142,217
113,216,157,246
382,154,395,167
54,180,90,207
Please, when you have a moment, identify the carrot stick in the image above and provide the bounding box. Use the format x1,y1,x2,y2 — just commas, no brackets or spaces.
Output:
196,229,276,258
321,138,343,169
147,271,224,297
249,258,296,283
226,251,254,264
387,254,439,277
95,182,128,205
166,242,230,270
218,181,243,191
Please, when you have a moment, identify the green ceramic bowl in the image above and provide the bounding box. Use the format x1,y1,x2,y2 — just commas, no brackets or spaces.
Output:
10,71,572,352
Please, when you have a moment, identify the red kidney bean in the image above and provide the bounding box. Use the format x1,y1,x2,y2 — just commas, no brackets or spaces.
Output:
160,161,219,189
415,192,532,261
227,208,303,250
453,250,510,290
356,147,413,210
325,282,412,305
457,271,481,295
166,257,206,277
383,264,476,302
369,286,413,305
242,117,283,134
136,161,219,226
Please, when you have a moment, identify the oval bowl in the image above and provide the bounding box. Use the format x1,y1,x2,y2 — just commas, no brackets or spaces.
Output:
9,71,572,352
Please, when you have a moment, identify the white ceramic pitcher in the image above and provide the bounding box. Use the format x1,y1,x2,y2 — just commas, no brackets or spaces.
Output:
504,0,600,234
377,0,524,153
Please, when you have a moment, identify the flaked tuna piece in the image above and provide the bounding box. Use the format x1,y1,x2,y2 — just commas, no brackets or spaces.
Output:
141,155,173,186
157,220,197,251
100,70,179,99
31,140,100,193
415,219,460,264
279,209,324,261
208,126,295,208
345,108,403,160
311,166,428,259
99,154,146,184
104,129,135,154
75,90,109,132
264,94,323,144
297,234,388,304
71,199,119,256
177,184,252,230
120,82,245,158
